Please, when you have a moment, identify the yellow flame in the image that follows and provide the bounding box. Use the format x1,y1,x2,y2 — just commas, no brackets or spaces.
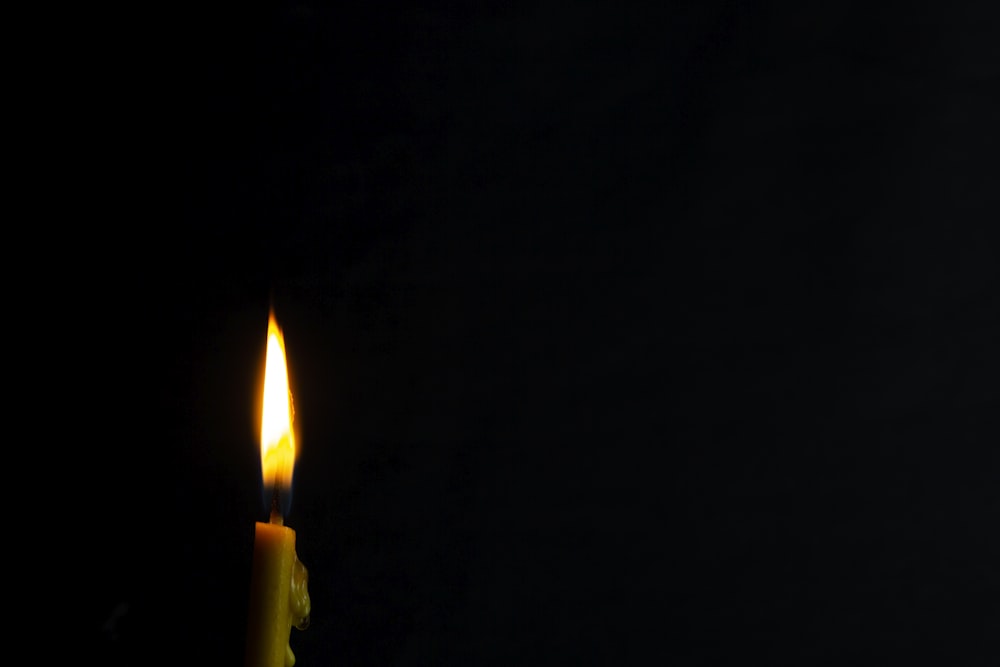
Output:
261,310,295,492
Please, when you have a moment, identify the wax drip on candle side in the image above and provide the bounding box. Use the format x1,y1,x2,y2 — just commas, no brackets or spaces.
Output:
290,556,310,631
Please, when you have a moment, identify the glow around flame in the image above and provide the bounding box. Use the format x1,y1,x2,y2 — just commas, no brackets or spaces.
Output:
261,310,295,493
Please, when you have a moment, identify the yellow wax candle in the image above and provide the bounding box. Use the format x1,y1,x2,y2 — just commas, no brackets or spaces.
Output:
246,516,310,667
246,310,310,667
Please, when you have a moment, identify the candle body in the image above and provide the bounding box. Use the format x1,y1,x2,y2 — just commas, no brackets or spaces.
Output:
246,522,310,667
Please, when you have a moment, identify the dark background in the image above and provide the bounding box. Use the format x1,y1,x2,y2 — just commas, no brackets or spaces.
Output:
66,2,1000,665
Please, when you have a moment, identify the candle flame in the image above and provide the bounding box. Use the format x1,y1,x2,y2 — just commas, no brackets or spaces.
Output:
261,310,296,496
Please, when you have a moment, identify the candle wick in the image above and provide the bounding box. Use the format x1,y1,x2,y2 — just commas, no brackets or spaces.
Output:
269,483,283,526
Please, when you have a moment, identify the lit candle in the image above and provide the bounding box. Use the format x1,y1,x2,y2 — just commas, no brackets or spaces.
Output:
246,310,311,667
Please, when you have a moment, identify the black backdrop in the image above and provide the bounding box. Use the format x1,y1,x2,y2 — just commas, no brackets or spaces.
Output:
66,3,1000,665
